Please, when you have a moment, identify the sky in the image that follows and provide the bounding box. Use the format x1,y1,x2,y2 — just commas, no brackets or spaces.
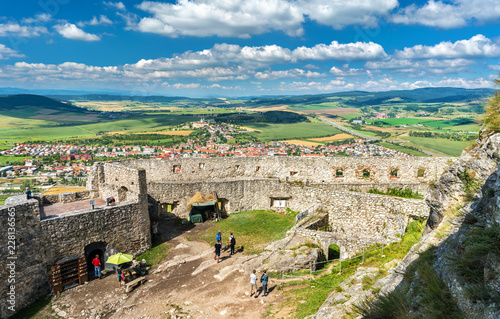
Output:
0,0,499,97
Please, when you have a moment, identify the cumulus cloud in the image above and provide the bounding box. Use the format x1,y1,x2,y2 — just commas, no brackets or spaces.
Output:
297,0,398,29
0,23,47,37
104,1,126,11
329,66,374,76
78,15,113,27
293,41,387,61
392,0,500,29
54,23,101,41
135,0,304,38
0,44,24,60
130,0,399,38
366,58,476,74
279,79,347,91
395,35,500,59
255,69,323,80
22,13,52,24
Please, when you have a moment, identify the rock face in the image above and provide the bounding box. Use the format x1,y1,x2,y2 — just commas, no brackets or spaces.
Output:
378,132,500,319
425,133,500,232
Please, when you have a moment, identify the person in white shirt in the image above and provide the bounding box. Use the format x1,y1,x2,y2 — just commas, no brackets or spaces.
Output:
250,269,257,297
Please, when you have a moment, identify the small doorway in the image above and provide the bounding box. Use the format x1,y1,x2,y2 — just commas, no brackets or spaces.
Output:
328,244,340,261
85,241,106,279
118,186,128,202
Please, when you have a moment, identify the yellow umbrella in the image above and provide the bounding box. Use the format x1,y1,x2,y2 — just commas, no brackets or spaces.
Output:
106,253,133,265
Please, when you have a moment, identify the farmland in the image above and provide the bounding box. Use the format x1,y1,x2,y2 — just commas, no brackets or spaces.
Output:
244,122,342,141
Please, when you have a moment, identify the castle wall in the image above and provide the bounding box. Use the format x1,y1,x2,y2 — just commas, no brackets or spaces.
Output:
0,197,49,317
1,162,150,317
121,157,450,185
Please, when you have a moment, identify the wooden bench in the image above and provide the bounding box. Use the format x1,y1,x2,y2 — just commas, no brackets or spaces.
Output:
125,276,146,293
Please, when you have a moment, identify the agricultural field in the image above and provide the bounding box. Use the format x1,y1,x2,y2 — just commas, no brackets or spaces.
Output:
400,136,471,156
244,122,342,141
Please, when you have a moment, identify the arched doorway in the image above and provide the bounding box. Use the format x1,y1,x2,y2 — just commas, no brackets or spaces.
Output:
328,243,341,260
84,242,106,279
118,186,128,202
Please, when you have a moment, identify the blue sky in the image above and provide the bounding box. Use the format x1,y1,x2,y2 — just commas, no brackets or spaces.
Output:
0,0,499,96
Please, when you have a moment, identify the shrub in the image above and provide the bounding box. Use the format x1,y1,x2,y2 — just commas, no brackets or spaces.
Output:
483,75,500,133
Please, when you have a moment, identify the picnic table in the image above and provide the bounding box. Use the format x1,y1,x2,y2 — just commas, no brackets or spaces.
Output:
124,276,146,293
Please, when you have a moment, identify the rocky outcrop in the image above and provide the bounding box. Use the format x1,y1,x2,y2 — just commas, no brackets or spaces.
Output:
425,133,500,232
378,132,500,319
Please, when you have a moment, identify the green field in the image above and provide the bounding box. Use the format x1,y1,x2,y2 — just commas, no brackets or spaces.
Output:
0,114,199,141
244,122,342,141
377,142,430,156
367,118,436,126
401,136,471,156
423,118,476,128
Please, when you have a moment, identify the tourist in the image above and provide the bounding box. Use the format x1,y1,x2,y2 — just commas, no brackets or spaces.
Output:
152,221,159,242
25,187,32,200
250,270,257,297
92,255,101,279
216,230,222,243
260,270,269,297
228,232,236,255
115,266,124,287
214,240,222,263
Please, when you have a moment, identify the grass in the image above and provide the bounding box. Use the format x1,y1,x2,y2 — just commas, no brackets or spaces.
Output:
10,296,52,319
368,187,424,199
276,220,426,318
42,186,86,195
448,225,500,303
377,142,429,156
0,194,12,205
355,246,464,319
243,122,342,141
423,118,475,128
136,241,172,268
367,118,436,126
401,136,471,156
194,210,297,254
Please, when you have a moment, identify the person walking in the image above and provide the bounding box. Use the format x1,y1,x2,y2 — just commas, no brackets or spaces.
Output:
115,266,124,287
92,254,101,279
214,240,222,263
228,232,236,255
216,231,222,243
250,270,257,297
260,270,269,297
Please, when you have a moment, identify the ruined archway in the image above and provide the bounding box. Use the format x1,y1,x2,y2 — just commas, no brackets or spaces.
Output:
84,241,106,279
118,186,128,202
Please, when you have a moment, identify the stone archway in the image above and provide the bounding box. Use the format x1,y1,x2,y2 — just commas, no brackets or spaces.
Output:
118,186,128,202
84,241,106,279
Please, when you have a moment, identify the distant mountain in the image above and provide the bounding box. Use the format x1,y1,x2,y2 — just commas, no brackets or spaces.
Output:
0,94,86,113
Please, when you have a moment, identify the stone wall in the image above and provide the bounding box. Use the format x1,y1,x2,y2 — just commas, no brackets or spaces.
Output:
40,190,90,205
121,157,450,185
0,197,49,317
0,160,151,317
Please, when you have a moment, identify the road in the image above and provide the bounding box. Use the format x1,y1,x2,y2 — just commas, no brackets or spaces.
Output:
319,116,447,157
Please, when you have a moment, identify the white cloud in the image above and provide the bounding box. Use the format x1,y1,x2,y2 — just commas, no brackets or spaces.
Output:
0,44,24,60
135,0,304,38
489,64,500,71
329,66,374,76
392,0,500,29
0,23,47,37
78,15,113,27
104,1,126,11
298,0,398,29
255,69,323,80
395,35,500,59
54,23,101,41
366,58,475,74
279,79,347,91
293,41,387,61
22,13,52,24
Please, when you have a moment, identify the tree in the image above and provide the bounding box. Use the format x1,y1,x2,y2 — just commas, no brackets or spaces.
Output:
484,75,500,133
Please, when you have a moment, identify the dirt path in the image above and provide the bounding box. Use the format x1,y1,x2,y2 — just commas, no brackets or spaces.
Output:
42,221,289,319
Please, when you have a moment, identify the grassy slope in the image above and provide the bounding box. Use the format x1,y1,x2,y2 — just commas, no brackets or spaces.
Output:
244,122,342,141
401,136,471,156
377,142,430,156
194,210,297,254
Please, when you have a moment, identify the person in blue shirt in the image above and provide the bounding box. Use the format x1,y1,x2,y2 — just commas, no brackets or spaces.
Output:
260,270,269,297
216,231,221,243
25,187,32,199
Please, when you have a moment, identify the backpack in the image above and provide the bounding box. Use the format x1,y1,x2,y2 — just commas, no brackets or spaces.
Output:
230,236,236,245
